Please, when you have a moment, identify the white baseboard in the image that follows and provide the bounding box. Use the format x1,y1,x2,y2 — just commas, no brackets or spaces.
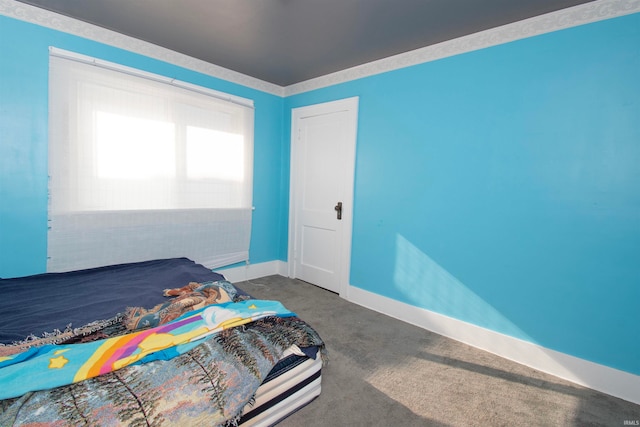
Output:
347,285,640,406
217,265,639,405
217,260,287,283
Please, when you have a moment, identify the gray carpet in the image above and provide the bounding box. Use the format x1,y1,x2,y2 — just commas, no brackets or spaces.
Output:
236,275,640,427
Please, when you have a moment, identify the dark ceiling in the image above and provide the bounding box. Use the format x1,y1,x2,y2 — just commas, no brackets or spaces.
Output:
18,0,596,86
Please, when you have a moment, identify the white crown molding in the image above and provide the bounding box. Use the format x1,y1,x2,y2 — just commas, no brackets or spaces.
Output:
1,0,638,98
284,0,640,96
0,0,285,97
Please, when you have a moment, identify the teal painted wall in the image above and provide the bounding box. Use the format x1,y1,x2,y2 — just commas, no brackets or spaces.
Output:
0,15,286,277
285,13,640,375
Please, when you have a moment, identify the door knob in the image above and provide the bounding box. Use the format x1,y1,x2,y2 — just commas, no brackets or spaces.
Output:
334,202,342,220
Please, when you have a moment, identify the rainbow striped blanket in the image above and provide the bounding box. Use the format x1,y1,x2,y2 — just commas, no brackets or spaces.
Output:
0,299,294,400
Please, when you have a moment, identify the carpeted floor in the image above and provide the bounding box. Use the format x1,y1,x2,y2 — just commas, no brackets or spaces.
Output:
236,275,640,427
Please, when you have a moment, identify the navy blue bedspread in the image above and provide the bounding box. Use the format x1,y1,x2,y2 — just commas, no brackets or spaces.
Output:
0,258,225,344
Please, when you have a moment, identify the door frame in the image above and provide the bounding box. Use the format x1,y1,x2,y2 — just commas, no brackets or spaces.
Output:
287,97,359,298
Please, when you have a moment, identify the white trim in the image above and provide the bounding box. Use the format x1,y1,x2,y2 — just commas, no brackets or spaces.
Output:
49,47,254,108
0,0,284,97
288,97,359,298
284,0,640,96
347,285,640,406
2,0,638,98
218,260,287,284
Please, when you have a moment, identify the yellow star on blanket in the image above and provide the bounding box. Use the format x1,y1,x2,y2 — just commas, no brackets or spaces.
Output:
248,304,257,309
49,355,69,369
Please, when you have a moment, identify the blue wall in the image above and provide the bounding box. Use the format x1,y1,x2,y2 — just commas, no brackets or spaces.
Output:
1,10,639,377
286,13,640,375
0,15,286,277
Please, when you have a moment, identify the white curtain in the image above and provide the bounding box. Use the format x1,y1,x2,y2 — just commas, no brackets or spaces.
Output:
47,48,254,272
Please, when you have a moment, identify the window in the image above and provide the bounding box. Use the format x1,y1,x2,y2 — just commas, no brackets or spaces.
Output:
47,48,254,272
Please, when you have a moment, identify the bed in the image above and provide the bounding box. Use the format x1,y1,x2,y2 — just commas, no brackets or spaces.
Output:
0,258,325,426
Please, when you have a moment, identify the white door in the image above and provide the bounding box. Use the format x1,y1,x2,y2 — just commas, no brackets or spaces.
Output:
289,97,358,295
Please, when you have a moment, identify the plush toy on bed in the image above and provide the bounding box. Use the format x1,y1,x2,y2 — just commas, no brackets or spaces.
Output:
124,280,236,331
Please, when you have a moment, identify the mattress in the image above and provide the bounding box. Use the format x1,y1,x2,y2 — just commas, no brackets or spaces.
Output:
240,345,323,426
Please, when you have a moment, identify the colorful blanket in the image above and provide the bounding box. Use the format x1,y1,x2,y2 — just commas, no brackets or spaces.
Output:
0,300,295,401
0,262,326,426
0,315,324,427
124,280,238,330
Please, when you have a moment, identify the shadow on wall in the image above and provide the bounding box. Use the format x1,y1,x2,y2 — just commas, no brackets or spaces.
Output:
391,233,640,408
393,233,531,342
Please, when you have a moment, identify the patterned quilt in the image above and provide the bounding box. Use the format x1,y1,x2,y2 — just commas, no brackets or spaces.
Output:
0,282,325,426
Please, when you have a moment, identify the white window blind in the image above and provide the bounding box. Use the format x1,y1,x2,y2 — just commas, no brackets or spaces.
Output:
47,48,254,272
